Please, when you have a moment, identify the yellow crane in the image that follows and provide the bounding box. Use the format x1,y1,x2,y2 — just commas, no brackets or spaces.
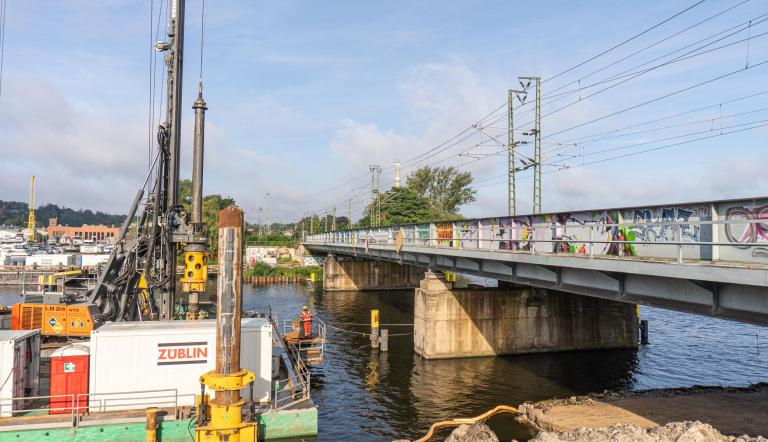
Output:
26,176,36,241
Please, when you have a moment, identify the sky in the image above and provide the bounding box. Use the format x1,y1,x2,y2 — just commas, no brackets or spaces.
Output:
0,0,767,224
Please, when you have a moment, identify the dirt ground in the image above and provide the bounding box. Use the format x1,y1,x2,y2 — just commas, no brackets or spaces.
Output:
517,383,768,438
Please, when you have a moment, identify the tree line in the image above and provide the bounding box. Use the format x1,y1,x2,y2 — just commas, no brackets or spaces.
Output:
0,200,126,227
298,165,476,232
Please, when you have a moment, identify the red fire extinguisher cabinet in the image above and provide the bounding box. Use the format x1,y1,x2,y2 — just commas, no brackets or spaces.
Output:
49,343,89,414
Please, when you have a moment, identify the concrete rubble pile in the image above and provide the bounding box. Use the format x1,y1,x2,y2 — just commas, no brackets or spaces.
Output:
533,421,767,442
445,423,499,442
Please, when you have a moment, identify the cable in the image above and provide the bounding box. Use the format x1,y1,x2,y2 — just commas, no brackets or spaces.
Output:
546,89,768,146
147,0,155,172
544,59,768,140
544,0,751,98
539,16,768,122
543,13,768,106
199,0,206,83
472,119,768,189
544,0,708,84
540,106,768,161
0,0,7,101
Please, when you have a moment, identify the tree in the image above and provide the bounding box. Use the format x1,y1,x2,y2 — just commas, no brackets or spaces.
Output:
359,187,431,227
0,200,125,227
405,166,476,219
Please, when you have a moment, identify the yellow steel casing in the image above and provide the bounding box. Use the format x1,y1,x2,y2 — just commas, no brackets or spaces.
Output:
181,250,207,293
199,370,255,391
195,370,258,441
196,415,256,442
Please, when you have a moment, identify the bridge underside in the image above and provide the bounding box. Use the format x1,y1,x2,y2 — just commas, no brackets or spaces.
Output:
307,244,768,326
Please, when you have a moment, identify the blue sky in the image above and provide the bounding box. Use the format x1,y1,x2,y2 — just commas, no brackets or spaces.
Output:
1,1,766,223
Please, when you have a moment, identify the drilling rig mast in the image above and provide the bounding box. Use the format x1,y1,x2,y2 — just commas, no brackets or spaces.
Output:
87,0,207,323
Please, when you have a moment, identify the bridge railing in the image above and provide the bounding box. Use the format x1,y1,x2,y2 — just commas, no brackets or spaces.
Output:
305,198,768,265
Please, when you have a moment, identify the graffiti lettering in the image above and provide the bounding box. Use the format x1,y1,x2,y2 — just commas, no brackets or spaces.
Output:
724,205,768,258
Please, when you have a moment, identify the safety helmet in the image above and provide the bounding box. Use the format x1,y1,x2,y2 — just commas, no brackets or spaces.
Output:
303,305,308,310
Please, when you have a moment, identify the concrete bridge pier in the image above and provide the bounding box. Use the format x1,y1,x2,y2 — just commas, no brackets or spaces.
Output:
414,271,638,359
323,254,422,291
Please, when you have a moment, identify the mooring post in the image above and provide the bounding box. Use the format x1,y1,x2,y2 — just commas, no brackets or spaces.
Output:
379,329,389,352
640,319,649,345
145,407,159,442
371,309,380,349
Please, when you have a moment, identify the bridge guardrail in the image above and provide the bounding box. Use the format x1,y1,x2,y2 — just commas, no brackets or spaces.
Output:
305,198,768,265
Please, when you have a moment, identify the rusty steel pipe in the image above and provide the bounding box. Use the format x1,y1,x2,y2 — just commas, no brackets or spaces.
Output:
215,206,244,404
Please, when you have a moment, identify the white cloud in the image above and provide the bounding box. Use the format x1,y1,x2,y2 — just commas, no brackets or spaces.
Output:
0,78,149,212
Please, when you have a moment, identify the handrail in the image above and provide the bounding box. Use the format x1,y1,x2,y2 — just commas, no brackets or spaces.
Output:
305,214,768,265
0,388,183,428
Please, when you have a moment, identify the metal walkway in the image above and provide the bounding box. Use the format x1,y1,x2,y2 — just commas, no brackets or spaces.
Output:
305,196,768,325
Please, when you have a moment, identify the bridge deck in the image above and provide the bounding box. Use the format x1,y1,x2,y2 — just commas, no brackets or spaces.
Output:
305,196,768,325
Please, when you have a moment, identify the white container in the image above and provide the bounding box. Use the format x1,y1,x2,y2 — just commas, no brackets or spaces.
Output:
88,318,272,411
80,254,109,267
79,245,104,254
0,330,41,417
25,254,77,267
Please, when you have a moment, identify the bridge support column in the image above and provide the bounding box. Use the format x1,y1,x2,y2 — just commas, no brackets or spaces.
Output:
323,254,422,291
414,272,638,359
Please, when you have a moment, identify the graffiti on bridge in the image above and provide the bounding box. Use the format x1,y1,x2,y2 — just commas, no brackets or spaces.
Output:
724,204,768,258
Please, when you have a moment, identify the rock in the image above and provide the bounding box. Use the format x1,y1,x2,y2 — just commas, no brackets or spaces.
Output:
445,423,499,442
533,421,766,442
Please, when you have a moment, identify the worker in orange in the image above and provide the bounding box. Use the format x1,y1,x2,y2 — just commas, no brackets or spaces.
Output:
299,305,313,338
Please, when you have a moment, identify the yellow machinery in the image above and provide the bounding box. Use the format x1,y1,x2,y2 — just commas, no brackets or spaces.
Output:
180,246,207,319
193,207,258,441
27,176,36,241
11,303,97,337
37,269,82,292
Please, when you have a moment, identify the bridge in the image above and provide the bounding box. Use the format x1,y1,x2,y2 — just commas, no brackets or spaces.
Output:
304,196,768,359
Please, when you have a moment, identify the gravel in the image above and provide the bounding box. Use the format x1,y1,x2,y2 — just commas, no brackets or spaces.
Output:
533,421,768,442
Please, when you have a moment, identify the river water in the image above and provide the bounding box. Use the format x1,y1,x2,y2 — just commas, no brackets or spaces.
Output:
2,284,766,441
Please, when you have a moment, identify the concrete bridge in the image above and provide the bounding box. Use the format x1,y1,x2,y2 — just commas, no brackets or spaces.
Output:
304,196,768,359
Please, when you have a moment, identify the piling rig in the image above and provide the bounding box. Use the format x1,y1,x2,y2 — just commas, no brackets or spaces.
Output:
13,0,207,332
88,0,207,323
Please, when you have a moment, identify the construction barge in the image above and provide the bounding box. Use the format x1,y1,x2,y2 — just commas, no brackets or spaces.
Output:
0,208,326,441
0,313,324,441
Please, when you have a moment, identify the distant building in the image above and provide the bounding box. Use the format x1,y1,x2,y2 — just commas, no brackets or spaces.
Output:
46,217,120,242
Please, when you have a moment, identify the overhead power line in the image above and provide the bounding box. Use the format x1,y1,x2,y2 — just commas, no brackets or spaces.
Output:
0,0,9,101
544,0,751,98
538,15,768,121
544,59,768,140
544,0,709,84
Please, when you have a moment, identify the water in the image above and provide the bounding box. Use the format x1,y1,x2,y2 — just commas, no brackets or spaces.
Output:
2,284,766,440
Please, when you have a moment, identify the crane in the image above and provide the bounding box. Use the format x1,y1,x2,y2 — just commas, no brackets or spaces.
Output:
26,176,35,241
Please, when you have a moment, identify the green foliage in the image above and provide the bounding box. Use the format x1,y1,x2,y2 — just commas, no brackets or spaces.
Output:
244,263,322,278
359,187,431,227
178,179,235,256
0,200,125,227
244,231,296,247
405,166,476,219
